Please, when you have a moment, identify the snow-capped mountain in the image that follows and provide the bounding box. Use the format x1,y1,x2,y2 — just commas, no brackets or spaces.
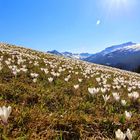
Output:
84,42,136,61
117,43,140,52
84,42,140,71
47,50,92,59
99,42,136,55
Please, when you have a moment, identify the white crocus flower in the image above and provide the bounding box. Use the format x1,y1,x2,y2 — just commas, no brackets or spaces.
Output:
126,129,132,140
13,70,18,76
115,129,126,140
128,92,139,100
121,100,127,106
75,72,79,75
88,88,99,95
128,87,132,92
0,106,12,124
48,77,53,83
74,84,79,90
64,77,69,82
78,79,83,83
30,73,39,78
96,77,101,82
102,95,110,103
125,111,132,120
33,78,37,83
56,72,60,77
112,92,120,102
100,88,106,93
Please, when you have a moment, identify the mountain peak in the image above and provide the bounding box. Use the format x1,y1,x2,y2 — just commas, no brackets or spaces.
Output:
99,41,136,55
107,41,136,49
119,41,136,46
47,50,62,56
84,42,140,71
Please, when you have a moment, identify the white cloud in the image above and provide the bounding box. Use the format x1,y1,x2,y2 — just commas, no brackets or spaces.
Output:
96,20,101,25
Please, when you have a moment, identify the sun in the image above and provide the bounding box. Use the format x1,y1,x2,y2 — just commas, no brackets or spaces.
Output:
108,0,128,9
102,0,134,16
109,0,129,7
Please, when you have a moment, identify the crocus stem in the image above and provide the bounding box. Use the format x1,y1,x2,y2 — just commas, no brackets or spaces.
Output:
3,125,7,137
0,133,2,140
103,102,106,108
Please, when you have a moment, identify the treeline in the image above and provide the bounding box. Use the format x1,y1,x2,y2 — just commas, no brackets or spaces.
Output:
112,63,140,74
133,65,140,73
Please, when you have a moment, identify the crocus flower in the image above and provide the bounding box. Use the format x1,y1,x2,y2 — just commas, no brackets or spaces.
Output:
88,88,99,95
125,111,132,120
78,78,83,83
101,88,106,93
48,77,53,83
121,100,126,106
112,92,120,102
102,95,110,103
96,77,101,82
115,129,126,140
64,77,69,82
74,84,79,89
33,78,37,83
126,129,132,140
0,106,12,125
128,87,132,92
128,92,139,100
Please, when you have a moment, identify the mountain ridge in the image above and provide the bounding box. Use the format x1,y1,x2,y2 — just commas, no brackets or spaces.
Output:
84,42,140,71
47,42,140,72
47,50,93,59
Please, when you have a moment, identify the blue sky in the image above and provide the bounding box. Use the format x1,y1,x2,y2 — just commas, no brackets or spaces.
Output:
0,0,140,53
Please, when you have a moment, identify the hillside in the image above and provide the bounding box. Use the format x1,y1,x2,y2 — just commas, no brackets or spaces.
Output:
0,43,140,140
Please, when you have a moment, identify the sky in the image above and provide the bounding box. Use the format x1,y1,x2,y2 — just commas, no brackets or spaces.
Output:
0,0,140,53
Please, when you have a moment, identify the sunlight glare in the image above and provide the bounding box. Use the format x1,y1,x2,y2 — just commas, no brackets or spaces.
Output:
102,0,135,17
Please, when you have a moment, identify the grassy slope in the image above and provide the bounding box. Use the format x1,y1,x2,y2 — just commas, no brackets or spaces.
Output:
0,43,140,140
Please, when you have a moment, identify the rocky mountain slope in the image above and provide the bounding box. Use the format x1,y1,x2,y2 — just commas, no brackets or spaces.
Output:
0,43,140,139
84,42,140,71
